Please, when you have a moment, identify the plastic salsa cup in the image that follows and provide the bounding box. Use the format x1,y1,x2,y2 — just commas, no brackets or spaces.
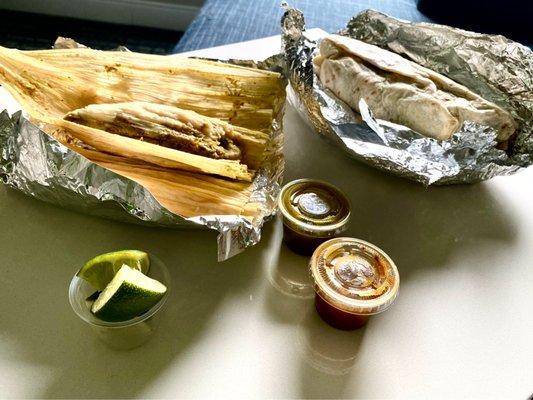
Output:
278,179,351,255
68,254,171,350
309,238,399,330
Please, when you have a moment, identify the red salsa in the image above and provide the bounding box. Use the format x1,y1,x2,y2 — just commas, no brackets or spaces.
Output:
309,238,400,330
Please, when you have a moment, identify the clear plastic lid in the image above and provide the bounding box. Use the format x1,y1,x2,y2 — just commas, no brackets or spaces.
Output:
278,179,350,237
310,238,400,315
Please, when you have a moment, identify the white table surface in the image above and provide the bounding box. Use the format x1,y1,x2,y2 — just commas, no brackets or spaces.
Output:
1,32,532,399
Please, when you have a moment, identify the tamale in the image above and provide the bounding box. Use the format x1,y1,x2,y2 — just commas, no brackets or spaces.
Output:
64,102,269,169
52,118,254,181
0,44,285,219
0,45,284,181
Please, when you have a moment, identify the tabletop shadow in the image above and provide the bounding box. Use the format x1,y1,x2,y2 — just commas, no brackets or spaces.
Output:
0,187,265,398
262,219,363,397
260,106,520,398
295,304,366,399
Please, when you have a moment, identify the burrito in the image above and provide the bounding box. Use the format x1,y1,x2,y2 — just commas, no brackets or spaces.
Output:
314,34,516,141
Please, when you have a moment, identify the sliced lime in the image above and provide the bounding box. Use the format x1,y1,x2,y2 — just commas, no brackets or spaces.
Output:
91,265,167,322
76,250,150,291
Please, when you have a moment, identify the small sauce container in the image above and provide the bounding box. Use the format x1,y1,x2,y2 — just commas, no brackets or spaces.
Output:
309,238,399,330
278,179,350,255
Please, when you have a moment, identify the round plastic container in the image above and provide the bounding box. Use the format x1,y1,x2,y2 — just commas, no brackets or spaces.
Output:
309,238,399,330
278,179,351,255
69,254,171,350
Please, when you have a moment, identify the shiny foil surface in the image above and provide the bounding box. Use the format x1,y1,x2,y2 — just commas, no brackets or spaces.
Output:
282,7,532,185
0,40,286,261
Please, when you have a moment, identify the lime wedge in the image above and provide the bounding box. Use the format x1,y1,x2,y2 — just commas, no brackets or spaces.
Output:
91,265,167,322
77,250,150,291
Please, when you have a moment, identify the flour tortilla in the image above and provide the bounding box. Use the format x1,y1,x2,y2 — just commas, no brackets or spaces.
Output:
314,35,516,141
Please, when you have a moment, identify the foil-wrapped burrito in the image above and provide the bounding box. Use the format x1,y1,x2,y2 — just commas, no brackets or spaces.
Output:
0,39,286,261
282,7,533,184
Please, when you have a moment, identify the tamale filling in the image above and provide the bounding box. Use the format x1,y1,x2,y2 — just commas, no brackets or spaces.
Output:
65,109,242,161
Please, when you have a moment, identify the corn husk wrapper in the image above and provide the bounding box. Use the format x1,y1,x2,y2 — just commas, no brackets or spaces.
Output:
0,39,286,261
282,7,533,184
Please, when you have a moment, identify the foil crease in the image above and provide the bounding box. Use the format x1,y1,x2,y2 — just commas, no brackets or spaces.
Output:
0,40,286,261
282,7,533,185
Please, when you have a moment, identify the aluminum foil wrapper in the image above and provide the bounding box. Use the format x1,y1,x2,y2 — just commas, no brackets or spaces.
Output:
0,39,286,261
282,7,533,184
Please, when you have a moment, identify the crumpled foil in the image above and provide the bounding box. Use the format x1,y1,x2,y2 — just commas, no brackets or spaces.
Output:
282,7,533,184
0,39,286,261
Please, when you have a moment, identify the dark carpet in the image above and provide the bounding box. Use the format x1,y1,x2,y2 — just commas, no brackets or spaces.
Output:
0,10,183,54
